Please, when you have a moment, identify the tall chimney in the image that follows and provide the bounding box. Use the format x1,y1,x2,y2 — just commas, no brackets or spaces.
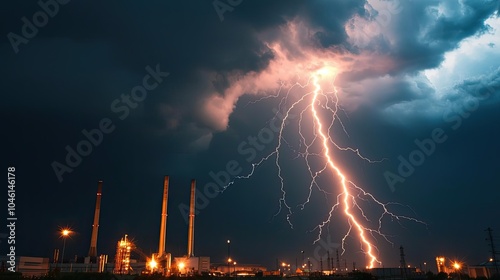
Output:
158,176,169,257
187,179,196,257
88,180,102,259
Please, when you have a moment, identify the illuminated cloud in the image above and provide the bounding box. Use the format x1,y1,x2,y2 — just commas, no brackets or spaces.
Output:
191,0,499,138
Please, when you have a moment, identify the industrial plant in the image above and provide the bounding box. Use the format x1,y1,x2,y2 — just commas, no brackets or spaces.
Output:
94,176,213,276
2,176,499,280
1,176,227,277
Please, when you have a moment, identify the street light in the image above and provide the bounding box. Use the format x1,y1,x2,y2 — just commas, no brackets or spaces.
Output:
234,261,237,276
60,228,72,270
227,240,231,275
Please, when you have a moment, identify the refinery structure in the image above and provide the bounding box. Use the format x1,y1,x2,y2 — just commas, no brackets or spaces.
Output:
27,176,215,277
110,176,210,276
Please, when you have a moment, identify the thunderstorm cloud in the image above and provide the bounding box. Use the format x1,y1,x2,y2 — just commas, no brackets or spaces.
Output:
2,0,500,268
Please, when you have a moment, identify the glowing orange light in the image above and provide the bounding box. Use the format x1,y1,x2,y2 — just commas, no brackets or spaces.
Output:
60,228,72,237
148,255,157,270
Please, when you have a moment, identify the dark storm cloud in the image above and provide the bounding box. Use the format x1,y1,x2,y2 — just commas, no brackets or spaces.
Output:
381,0,497,73
453,67,500,102
301,0,366,47
3,1,345,143
1,0,394,138
3,0,500,269
334,0,499,132
339,0,498,83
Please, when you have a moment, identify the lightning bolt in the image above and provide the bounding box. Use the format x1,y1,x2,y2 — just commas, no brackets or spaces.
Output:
221,67,425,268
310,71,383,267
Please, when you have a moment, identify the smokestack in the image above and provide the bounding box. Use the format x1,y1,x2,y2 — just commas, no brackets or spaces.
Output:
88,180,102,259
187,179,196,257
158,176,169,257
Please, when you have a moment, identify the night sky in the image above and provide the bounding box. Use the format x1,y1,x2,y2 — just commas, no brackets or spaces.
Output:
2,0,500,271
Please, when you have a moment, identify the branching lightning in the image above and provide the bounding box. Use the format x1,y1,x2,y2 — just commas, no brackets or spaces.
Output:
221,67,425,268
